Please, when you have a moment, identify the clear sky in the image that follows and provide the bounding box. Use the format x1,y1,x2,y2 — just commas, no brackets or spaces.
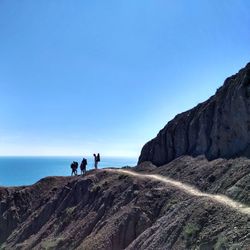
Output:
0,0,249,157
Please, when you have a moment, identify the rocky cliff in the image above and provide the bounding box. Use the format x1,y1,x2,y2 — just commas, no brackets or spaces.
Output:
0,159,249,249
139,63,250,166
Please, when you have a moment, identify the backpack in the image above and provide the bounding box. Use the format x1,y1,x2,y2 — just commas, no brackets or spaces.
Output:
82,158,87,165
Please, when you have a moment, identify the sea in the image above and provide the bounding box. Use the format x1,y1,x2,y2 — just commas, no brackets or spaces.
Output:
0,156,137,187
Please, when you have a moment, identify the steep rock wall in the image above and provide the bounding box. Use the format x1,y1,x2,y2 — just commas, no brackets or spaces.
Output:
138,63,250,166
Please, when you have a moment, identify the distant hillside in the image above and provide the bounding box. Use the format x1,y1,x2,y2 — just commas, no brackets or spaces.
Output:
139,63,250,166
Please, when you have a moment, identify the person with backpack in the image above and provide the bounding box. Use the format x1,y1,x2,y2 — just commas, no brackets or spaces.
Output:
80,158,87,175
93,153,100,169
71,162,75,176
93,154,97,169
70,161,78,176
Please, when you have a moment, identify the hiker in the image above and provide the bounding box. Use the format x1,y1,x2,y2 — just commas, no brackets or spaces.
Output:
93,154,97,169
71,162,75,176
80,158,87,175
71,161,78,176
93,153,100,169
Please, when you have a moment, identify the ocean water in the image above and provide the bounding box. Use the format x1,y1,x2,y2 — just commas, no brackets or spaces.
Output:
0,156,137,187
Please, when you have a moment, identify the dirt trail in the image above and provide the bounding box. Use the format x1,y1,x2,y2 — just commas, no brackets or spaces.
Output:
106,169,250,215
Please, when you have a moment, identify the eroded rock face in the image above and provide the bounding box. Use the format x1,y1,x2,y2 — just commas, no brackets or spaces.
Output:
139,63,250,166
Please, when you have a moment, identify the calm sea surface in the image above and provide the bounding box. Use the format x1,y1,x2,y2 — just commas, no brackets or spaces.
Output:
0,156,137,187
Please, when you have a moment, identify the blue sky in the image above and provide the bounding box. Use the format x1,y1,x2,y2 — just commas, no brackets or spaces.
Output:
0,0,250,157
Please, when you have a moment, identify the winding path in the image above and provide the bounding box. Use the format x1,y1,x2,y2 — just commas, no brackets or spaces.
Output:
106,169,250,215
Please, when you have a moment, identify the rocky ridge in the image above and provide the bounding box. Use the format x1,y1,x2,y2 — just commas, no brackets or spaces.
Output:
0,163,249,249
139,63,250,166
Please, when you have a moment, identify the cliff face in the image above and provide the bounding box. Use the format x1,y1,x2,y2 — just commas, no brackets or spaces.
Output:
139,63,250,166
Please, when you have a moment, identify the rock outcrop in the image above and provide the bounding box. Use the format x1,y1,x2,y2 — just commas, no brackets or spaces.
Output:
139,63,250,166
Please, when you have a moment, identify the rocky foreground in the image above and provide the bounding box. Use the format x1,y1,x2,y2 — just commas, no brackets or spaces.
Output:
0,156,249,249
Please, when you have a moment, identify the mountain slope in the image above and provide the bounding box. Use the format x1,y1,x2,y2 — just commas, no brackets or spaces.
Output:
139,63,250,166
0,163,250,250
137,156,250,206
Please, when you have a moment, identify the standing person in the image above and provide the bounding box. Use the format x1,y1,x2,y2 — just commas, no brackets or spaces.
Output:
74,161,78,175
80,157,87,175
70,161,78,176
71,162,75,176
93,154,98,169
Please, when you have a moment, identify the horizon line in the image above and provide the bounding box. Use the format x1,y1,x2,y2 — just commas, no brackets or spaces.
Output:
0,155,138,158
